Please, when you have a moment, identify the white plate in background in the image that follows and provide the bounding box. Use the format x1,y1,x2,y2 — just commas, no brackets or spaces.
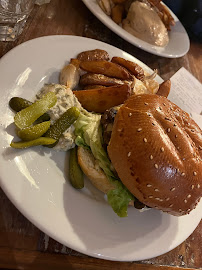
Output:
82,0,190,58
0,36,201,262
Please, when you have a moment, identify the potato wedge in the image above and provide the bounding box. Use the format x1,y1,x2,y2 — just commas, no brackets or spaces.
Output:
111,56,145,81
111,4,124,24
80,60,133,80
156,80,171,98
80,73,125,86
84,85,106,90
70,58,80,69
77,49,110,61
73,84,131,113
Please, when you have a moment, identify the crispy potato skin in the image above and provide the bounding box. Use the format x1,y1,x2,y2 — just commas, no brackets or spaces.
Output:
84,85,106,90
80,60,133,80
77,49,110,61
156,79,171,98
111,4,125,24
80,73,125,86
73,84,131,113
111,56,145,81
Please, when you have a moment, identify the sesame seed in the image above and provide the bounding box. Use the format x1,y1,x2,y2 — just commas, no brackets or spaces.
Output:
184,199,187,203
161,147,164,152
197,184,200,188
179,209,182,212
118,128,123,132
154,188,159,192
175,135,178,138
191,185,195,189
144,102,148,105
177,169,180,173
199,145,202,150
167,128,171,132
166,197,170,201
163,103,166,106
143,138,147,143
152,123,155,126
170,187,175,192
128,152,131,157
155,197,160,201
150,155,153,160
173,123,177,127
159,199,163,202
187,194,191,198
187,209,191,212
147,184,152,187
165,117,170,121
169,204,173,207
187,123,190,126
159,107,162,110
137,128,142,132
154,164,158,169
148,195,153,198
191,129,194,132
181,172,185,176
148,113,151,117
129,113,132,117
193,172,197,176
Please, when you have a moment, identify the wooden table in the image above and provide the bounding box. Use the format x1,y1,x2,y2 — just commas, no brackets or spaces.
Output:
0,1,201,269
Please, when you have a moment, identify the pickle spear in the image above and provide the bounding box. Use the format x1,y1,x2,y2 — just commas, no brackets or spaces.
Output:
9,97,50,123
17,121,51,141
14,92,57,129
10,137,56,149
69,147,84,189
45,107,80,147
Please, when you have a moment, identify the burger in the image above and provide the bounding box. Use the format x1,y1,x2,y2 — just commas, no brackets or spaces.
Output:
75,94,202,217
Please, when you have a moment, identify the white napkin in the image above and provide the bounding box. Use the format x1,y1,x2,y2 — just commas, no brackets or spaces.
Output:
168,67,202,128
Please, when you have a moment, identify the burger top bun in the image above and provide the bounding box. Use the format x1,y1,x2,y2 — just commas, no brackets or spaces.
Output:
107,94,202,216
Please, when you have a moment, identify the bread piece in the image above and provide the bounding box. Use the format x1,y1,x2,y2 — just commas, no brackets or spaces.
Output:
108,94,202,216
77,147,115,194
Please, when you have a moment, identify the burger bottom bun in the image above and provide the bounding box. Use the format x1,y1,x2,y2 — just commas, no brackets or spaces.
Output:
77,146,115,194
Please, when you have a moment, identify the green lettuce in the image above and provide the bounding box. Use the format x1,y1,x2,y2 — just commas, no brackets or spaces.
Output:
74,112,133,217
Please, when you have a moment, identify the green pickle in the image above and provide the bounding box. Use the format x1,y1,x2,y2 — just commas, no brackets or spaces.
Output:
69,147,84,189
45,107,80,147
9,97,32,111
10,137,56,149
17,121,51,141
14,92,57,129
9,97,50,123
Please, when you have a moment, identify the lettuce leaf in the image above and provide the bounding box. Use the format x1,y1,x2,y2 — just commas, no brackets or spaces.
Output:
74,112,134,217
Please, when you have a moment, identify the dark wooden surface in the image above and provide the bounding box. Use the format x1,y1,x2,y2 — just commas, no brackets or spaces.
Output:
0,0,201,269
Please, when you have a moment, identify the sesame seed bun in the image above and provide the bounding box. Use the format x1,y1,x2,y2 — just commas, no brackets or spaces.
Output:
107,94,202,216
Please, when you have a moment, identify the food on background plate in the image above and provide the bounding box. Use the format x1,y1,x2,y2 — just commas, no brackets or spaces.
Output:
8,49,201,218
97,0,175,47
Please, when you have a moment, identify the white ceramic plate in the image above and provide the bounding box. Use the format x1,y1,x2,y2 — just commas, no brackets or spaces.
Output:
82,0,190,58
0,36,201,262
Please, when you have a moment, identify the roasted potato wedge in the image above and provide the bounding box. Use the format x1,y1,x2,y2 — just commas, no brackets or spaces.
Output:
73,84,131,113
111,56,145,81
80,73,125,86
111,4,124,24
156,79,171,98
84,85,106,90
80,60,133,80
70,58,80,69
77,49,110,61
